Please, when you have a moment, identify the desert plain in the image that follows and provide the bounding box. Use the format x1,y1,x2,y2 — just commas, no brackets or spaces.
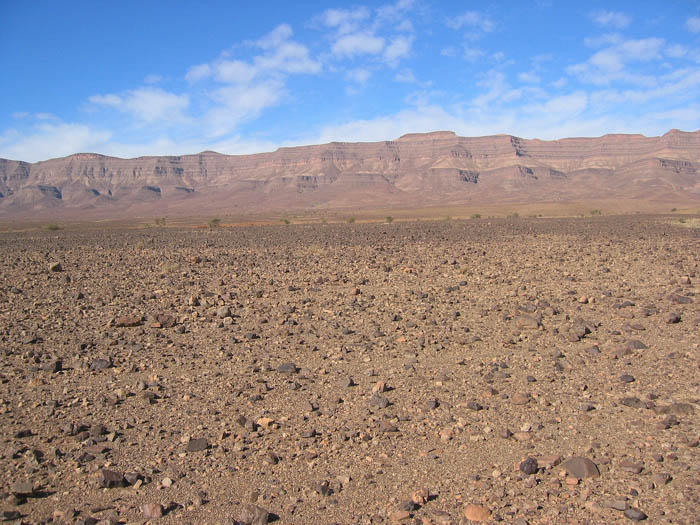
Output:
0,214,699,524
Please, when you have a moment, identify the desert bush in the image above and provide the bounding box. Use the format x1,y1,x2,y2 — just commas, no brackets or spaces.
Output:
44,223,61,231
282,218,290,225
470,213,481,219
154,217,167,226
386,216,393,223
208,217,221,228
590,209,602,215
348,217,356,224
671,207,677,212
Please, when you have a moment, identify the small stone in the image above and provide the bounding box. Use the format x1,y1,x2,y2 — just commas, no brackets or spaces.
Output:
665,313,681,324
49,262,63,272
235,504,269,525
389,510,411,522
411,487,429,505
277,362,298,374
463,503,491,522
115,315,142,327
216,306,231,318
562,457,600,478
10,481,33,496
142,503,163,519
186,438,209,452
337,376,355,388
1,511,21,521
623,507,647,521
520,457,538,475
369,394,390,409
620,374,635,383
512,393,530,405
99,469,125,488
618,460,643,474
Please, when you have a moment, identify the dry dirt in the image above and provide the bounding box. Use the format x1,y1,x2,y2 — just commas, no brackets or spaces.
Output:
0,215,699,525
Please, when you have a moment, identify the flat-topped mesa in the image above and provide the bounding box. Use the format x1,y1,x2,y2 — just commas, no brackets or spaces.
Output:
1,129,699,218
398,131,458,141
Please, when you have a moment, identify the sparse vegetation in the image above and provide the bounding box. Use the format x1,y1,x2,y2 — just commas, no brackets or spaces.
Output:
590,209,602,216
385,216,393,223
154,217,167,227
508,212,519,219
470,213,481,219
282,218,290,225
348,217,356,224
208,217,221,228
44,223,61,231
671,207,677,212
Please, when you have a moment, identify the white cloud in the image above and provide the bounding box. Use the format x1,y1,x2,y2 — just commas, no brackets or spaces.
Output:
686,16,700,33
446,11,494,33
518,71,541,84
144,74,163,84
568,37,666,85
590,10,631,29
0,122,112,162
332,33,385,58
346,68,371,84
204,81,284,137
185,63,211,83
584,33,623,48
394,69,416,83
384,35,413,63
214,60,257,84
89,87,190,123
317,7,370,35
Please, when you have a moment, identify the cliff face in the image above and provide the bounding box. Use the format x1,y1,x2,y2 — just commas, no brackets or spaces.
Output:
1,129,699,217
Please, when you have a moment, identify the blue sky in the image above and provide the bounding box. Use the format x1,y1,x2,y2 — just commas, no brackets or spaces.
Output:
1,0,699,162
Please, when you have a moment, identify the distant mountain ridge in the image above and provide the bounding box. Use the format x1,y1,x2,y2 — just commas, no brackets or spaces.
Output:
1,129,699,218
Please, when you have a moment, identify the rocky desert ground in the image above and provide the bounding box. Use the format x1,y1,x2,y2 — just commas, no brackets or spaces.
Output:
1,215,699,524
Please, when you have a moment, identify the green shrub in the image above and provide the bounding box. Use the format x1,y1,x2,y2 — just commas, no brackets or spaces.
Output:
385,216,393,223
208,217,221,228
347,217,356,224
44,223,61,231
470,213,481,219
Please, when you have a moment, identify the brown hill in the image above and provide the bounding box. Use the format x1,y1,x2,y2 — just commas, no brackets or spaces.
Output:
1,129,699,219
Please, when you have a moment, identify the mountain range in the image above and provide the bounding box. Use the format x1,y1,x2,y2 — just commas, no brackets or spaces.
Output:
1,129,699,219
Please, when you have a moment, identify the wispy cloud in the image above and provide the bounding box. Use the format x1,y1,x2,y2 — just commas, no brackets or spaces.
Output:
568,37,666,85
332,33,385,57
686,16,700,33
89,87,190,123
446,11,494,33
590,10,631,29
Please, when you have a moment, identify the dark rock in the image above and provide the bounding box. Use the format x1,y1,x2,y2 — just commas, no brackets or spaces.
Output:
277,362,298,374
519,457,538,475
186,438,209,452
115,315,142,327
142,503,163,518
99,469,125,488
10,481,33,496
618,460,643,474
369,394,389,409
623,507,647,521
235,503,269,524
562,457,600,478
89,357,112,371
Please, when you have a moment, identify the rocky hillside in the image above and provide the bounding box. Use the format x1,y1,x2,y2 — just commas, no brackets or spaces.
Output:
1,129,699,218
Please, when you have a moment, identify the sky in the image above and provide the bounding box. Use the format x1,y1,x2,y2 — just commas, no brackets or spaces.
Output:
1,1,699,162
